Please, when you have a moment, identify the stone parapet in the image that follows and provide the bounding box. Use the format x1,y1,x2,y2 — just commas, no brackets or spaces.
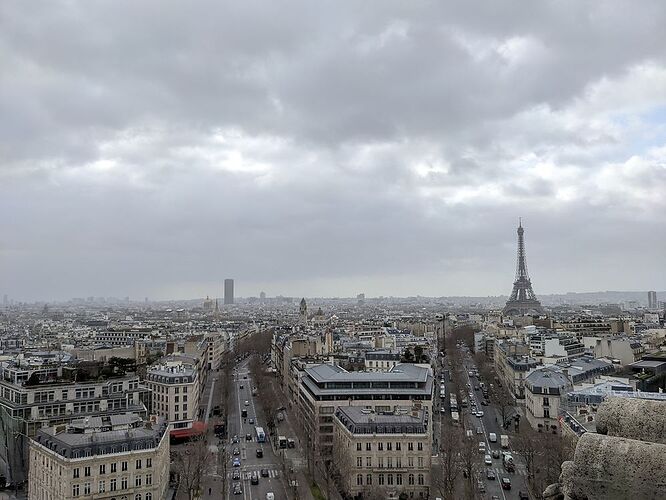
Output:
596,397,666,444
559,432,666,500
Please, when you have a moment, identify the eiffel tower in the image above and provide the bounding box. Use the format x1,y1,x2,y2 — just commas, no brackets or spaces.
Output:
503,219,544,316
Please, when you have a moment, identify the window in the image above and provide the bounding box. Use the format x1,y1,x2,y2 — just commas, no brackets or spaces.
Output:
408,474,415,485
84,467,91,477
135,495,142,500
387,442,392,451
72,485,80,497
145,474,152,486
84,483,91,495
111,463,117,473
408,457,414,467
146,458,152,468
387,457,392,468
396,442,401,450
356,474,363,486
387,474,393,485
366,457,371,467
100,464,106,474
73,468,80,479
544,408,550,418
396,458,401,468
356,457,362,467
122,461,128,472
378,443,383,451
99,480,105,493
356,443,362,451
408,442,414,451
418,473,424,485
135,476,142,487
543,397,550,407
366,474,372,485
418,457,424,467
121,477,128,490
110,479,117,491
146,494,152,500
378,474,384,486
135,459,142,470
396,474,403,485
417,442,423,451
378,457,383,468
366,443,371,451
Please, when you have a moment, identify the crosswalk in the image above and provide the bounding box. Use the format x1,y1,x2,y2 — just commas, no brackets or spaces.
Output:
486,465,528,478
228,469,281,479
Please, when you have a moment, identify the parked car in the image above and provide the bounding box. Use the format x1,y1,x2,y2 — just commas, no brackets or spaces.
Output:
518,492,529,500
476,427,483,434
476,410,484,417
486,469,496,480
501,477,512,490
484,454,492,465
249,418,255,424
244,400,250,406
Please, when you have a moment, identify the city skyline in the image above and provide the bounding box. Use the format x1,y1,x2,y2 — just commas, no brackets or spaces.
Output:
1,1,665,301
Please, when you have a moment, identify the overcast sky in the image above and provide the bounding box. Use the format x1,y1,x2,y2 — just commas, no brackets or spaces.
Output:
1,1,665,301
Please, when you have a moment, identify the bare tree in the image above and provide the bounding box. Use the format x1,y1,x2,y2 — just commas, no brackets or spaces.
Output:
459,430,481,500
433,422,463,499
489,383,514,429
172,435,213,500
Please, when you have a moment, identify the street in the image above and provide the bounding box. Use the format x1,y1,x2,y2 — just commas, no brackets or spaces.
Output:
224,358,290,500
437,344,530,500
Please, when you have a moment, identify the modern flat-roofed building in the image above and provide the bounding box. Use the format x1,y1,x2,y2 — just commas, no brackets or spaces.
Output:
224,279,234,305
28,414,169,500
298,363,433,458
333,406,431,498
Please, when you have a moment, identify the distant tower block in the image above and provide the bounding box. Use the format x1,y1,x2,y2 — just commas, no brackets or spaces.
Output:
224,279,234,305
648,291,657,309
300,298,308,327
503,220,544,316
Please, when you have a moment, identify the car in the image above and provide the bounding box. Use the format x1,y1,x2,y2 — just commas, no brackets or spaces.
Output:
233,447,240,456
266,494,275,500
251,472,259,485
243,375,247,379
484,454,492,465
232,470,241,480
476,427,483,434
233,482,243,495
261,468,269,477
486,469,496,480
475,385,480,390
491,496,500,500
489,433,497,442
249,417,255,424
492,449,501,459
256,448,263,458
477,479,486,492
232,458,241,467
518,492,530,500
478,442,486,453
239,384,244,389
287,438,296,448
244,400,250,406
501,477,512,490
232,435,240,443
476,411,484,417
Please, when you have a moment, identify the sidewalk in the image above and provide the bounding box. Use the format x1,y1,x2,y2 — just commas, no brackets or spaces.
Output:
275,411,315,500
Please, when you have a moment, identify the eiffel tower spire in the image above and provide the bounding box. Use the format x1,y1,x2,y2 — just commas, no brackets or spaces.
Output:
503,220,544,316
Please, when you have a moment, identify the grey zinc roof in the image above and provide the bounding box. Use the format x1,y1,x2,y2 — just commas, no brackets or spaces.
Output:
526,368,570,388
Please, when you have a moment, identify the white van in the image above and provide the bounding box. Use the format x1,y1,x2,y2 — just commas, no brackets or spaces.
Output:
489,432,497,442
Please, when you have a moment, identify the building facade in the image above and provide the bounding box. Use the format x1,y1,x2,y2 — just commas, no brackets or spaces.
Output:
28,414,169,500
333,406,431,499
145,360,199,431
